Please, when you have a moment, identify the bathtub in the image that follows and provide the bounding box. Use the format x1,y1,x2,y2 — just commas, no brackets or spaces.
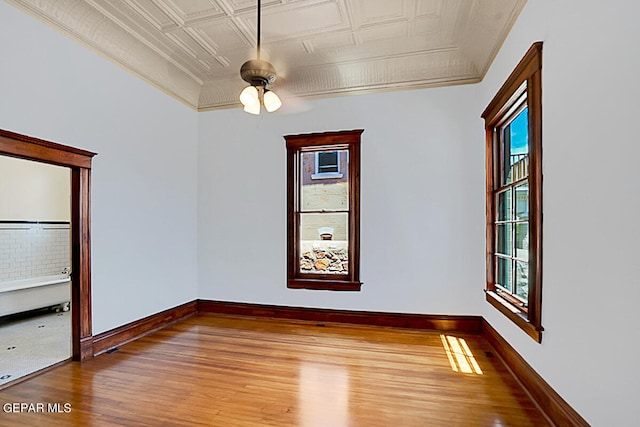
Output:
0,275,70,317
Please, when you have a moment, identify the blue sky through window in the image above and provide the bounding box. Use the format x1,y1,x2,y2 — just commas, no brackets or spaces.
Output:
510,107,528,155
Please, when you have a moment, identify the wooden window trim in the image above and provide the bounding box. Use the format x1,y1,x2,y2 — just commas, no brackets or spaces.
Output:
482,42,543,343
285,129,363,291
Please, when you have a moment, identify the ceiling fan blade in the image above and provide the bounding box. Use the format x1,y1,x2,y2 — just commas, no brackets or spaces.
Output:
272,88,312,114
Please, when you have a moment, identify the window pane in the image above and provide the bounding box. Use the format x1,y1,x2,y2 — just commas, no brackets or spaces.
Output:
496,224,512,256
497,190,512,221
515,222,529,260
496,257,513,293
515,183,529,220
515,260,529,300
299,212,348,275
509,107,529,155
501,106,529,185
301,150,349,212
509,107,529,182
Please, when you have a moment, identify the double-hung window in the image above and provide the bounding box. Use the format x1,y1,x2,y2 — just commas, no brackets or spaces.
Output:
285,129,363,291
482,42,543,342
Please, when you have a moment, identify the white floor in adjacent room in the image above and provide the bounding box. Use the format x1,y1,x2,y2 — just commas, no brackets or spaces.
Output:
0,310,71,386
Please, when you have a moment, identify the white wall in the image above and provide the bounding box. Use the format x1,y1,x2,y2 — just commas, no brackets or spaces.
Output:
198,85,485,316
3,0,635,424
0,156,70,221
0,2,199,334
478,1,640,425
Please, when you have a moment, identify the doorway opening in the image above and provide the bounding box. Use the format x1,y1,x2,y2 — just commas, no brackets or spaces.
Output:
0,156,72,385
0,129,96,386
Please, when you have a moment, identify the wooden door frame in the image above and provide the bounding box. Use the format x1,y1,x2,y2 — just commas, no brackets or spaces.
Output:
0,129,96,361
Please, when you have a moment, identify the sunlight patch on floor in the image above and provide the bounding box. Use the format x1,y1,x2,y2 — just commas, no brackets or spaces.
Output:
440,334,483,375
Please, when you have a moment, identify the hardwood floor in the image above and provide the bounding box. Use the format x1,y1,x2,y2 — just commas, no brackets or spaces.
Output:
0,314,550,426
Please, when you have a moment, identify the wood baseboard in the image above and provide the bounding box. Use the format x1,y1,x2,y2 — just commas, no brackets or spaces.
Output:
79,336,94,361
92,301,197,356
197,299,482,333
482,319,590,427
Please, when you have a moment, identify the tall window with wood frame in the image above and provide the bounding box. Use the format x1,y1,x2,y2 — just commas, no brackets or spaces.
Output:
482,42,543,342
285,129,363,291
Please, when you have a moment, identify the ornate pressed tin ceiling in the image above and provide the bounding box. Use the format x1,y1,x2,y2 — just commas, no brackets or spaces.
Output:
7,0,526,111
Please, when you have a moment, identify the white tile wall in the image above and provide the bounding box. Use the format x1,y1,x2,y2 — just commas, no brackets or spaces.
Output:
0,223,70,282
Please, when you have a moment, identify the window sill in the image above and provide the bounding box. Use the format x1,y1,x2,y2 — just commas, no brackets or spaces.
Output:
485,290,543,343
311,172,343,180
288,278,361,291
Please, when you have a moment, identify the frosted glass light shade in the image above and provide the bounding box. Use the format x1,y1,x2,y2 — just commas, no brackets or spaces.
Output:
240,85,259,107
244,102,260,115
263,90,282,112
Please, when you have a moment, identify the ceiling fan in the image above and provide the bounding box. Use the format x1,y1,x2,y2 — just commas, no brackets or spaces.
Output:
239,0,282,114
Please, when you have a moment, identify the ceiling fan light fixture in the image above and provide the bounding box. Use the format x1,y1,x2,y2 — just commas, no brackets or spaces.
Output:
263,89,282,112
243,101,261,115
